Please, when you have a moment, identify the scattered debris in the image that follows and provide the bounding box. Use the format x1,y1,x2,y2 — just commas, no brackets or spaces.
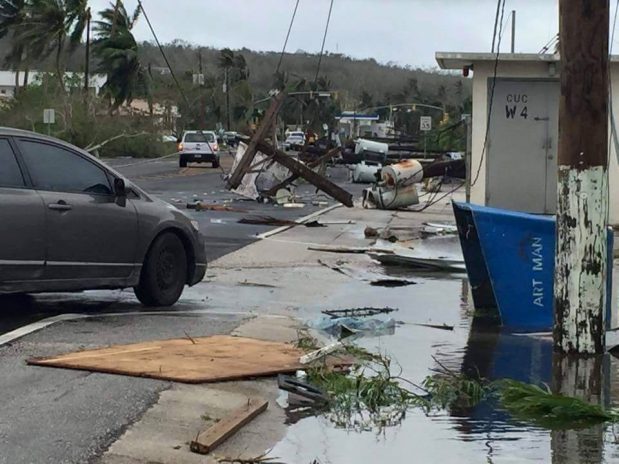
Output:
216,452,284,464
370,278,416,287
283,202,305,208
310,244,394,254
300,341,343,364
28,335,330,383
320,220,356,225
322,307,398,319
364,226,379,238
352,161,382,183
238,215,297,226
187,202,248,213
190,398,268,455
238,281,278,288
368,252,466,272
304,220,326,228
309,316,396,339
277,374,329,404
312,201,330,207
404,322,455,331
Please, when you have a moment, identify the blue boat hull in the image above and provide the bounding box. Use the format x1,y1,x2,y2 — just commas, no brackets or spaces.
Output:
453,202,613,333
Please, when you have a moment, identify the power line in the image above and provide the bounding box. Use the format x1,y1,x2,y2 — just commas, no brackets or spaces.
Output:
471,0,506,187
137,0,190,109
314,0,335,83
276,0,300,74
490,0,502,53
539,33,559,54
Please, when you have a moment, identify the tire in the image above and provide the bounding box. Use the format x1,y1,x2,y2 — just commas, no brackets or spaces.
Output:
134,232,187,307
179,157,187,168
212,158,220,169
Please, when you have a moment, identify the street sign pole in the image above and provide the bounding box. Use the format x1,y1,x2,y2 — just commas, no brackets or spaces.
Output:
420,116,432,159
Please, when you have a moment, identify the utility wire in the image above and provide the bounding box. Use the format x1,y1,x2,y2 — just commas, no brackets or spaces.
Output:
137,0,190,109
539,33,559,54
276,0,300,74
490,0,502,53
471,0,505,187
314,0,335,83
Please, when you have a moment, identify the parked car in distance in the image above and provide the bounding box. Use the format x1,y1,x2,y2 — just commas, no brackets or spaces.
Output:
283,131,305,151
177,130,220,168
0,127,207,306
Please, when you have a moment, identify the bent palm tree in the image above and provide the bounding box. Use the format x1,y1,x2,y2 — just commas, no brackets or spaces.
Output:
93,0,150,112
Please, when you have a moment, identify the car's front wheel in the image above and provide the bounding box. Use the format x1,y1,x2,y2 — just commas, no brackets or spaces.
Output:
134,232,187,306
212,157,220,168
179,156,187,168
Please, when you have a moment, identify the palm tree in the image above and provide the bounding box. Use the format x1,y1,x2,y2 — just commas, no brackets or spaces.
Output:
0,0,26,94
93,0,149,112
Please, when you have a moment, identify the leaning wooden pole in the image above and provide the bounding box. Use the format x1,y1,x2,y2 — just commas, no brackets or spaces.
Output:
554,0,609,354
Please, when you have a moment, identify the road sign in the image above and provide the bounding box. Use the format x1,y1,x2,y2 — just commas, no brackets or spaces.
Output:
43,108,55,124
420,116,432,132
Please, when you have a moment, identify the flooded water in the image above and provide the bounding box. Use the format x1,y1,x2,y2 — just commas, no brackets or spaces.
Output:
272,262,619,464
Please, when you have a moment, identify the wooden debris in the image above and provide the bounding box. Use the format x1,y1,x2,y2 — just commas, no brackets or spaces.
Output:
308,244,394,254
262,146,342,197
188,202,248,213
28,335,309,383
190,398,268,455
256,141,353,207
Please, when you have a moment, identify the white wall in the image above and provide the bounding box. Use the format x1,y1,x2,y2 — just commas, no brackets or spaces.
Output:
470,61,619,225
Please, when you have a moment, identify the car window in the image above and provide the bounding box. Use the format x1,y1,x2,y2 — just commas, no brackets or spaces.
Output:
18,140,112,195
0,139,25,188
184,133,215,143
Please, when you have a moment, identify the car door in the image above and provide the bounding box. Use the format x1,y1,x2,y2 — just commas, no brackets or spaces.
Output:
0,137,46,285
16,138,139,281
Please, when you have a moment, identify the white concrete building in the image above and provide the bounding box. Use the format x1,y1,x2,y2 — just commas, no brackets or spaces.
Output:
0,70,107,98
335,112,394,139
435,52,619,225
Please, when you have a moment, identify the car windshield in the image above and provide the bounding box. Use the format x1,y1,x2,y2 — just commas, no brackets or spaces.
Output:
184,132,215,143
289,132,304,138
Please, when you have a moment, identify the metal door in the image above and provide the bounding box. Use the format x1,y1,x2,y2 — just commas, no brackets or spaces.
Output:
486,79,559,214
16,138,139,280
0,138,46,284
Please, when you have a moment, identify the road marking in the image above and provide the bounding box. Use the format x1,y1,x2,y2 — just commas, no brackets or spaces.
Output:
0,310,289,347
256,203,343,240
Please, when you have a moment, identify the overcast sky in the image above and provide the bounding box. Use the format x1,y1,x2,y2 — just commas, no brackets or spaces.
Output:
88,0,563,68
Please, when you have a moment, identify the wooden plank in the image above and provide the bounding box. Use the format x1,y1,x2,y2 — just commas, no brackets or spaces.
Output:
256,141,353,207
263,146,341,197
190,398,268,454
226,92,286,189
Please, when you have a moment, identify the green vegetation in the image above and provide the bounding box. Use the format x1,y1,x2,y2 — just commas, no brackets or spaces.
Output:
498,379,617,430
300,341,619,432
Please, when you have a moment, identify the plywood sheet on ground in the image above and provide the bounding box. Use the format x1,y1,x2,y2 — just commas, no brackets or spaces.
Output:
27,335,309,383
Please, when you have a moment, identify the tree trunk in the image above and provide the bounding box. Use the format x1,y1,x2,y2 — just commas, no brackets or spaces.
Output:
56,35,65,91
13,69,20,98
23,67,29,90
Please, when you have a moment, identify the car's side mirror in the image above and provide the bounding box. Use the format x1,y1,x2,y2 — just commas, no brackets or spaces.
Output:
114,178,127,207
114,178,127,197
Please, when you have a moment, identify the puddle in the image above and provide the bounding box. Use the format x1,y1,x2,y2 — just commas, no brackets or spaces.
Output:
273,271,619,463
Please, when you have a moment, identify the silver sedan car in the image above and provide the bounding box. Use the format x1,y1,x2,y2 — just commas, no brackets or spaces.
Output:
0,128,207,306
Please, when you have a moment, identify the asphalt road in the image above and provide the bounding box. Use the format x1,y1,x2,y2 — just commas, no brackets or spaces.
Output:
0,150,364,464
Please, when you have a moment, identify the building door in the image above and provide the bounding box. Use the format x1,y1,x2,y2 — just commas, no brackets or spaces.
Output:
486,79,559,214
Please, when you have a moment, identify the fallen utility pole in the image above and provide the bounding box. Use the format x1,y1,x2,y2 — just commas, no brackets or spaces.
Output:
554,0,609,354
226,92,286,189
256,141,353,207
263,146,341,196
